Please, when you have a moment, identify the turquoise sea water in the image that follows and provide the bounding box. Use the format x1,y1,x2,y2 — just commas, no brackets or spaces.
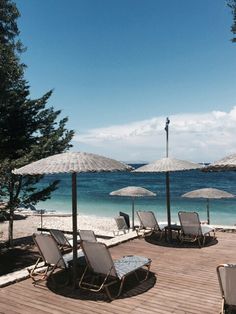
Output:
36,165,236,226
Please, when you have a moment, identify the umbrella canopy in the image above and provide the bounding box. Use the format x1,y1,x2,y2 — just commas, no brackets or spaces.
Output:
182,188,234,199
205,153,236,171
12,151,132,174
134,157,203,172
110,186,156,230
182,188,235,224
110,186,156,197
13,151,133,283
134,157,203,240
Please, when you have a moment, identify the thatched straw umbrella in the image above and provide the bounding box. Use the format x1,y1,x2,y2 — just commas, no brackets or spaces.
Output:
134,157,203,240
110,186,156,230
205,153,236,171
182,188,235,224
12,151,133,283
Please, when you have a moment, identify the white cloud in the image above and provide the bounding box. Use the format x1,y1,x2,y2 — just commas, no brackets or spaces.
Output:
73,107,236,163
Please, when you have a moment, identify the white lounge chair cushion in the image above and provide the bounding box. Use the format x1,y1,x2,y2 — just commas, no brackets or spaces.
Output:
158,222,168,230
114,255,151,279
201,225,215,235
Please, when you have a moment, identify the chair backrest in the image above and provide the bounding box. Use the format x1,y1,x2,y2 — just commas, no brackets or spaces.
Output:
50,229,71,247
79,230,97,242
178,211,202,236
33,233,65,268
217,264,236,306
115,216,129,231
119,211,130,229
81,240,117,277
136,210,159,230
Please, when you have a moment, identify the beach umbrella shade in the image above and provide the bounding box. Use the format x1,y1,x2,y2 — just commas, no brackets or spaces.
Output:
110,186,156,230
134,157,203,240
205,153,236,171
12,151,133,283
182,188,235,224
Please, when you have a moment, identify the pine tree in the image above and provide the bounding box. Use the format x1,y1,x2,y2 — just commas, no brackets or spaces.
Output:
228,0,236,42
0,0,74,246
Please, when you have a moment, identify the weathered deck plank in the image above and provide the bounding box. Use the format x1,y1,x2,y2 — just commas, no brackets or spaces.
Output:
1,231,236,313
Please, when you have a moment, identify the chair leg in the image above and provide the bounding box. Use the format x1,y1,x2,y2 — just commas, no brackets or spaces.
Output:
221,298,225,314
50,267,70,287
79,266,117,296
113,263,151,300
106,262,151,300
28,257,41,280
28,258,51,283
213,230,216,239
136,228,145,238
202,235,206,247
179,233,184,243
116,277,125,298
104,277,125,301
197,237,202,248
133,264,151,283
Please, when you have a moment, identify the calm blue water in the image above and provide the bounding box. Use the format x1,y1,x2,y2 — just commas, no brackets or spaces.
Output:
36,165,236,225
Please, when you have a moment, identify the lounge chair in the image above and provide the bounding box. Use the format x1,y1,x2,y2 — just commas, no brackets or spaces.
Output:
114,216,129,235
136,210,167,237
119,211,130,229
78,229,97,242
217,264,236,313
49,229,74,251
178,211,215,247
79,240,151,300
29,233,83,284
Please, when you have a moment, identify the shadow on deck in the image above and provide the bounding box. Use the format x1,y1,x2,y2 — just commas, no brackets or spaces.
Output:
46,269,156,302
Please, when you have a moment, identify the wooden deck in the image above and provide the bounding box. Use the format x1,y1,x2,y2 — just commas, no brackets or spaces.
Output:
1,231,236,314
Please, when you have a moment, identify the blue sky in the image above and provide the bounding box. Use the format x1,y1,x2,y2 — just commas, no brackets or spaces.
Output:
15,0,236,162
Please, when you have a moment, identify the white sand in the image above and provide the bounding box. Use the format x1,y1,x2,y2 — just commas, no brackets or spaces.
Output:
1,213,234,243
0,214,119,241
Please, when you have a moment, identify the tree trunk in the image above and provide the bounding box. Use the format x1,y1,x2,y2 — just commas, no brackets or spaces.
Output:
8,207,14,247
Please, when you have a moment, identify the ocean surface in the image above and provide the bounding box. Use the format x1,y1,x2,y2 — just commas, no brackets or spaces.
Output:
36,164,236,226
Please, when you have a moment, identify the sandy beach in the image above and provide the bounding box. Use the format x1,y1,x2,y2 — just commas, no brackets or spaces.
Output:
0,214,120,242
1,212,236,243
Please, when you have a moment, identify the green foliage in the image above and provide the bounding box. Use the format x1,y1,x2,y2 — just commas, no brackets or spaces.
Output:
228,0,236,42
0,209,7,222
0,0,74,245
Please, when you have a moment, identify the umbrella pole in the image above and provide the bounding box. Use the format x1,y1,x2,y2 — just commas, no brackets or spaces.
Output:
165,117,172,241
132,198,135,230
207,199,210,224
72,172,78,287
166,171,172,241
40,209,43,232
